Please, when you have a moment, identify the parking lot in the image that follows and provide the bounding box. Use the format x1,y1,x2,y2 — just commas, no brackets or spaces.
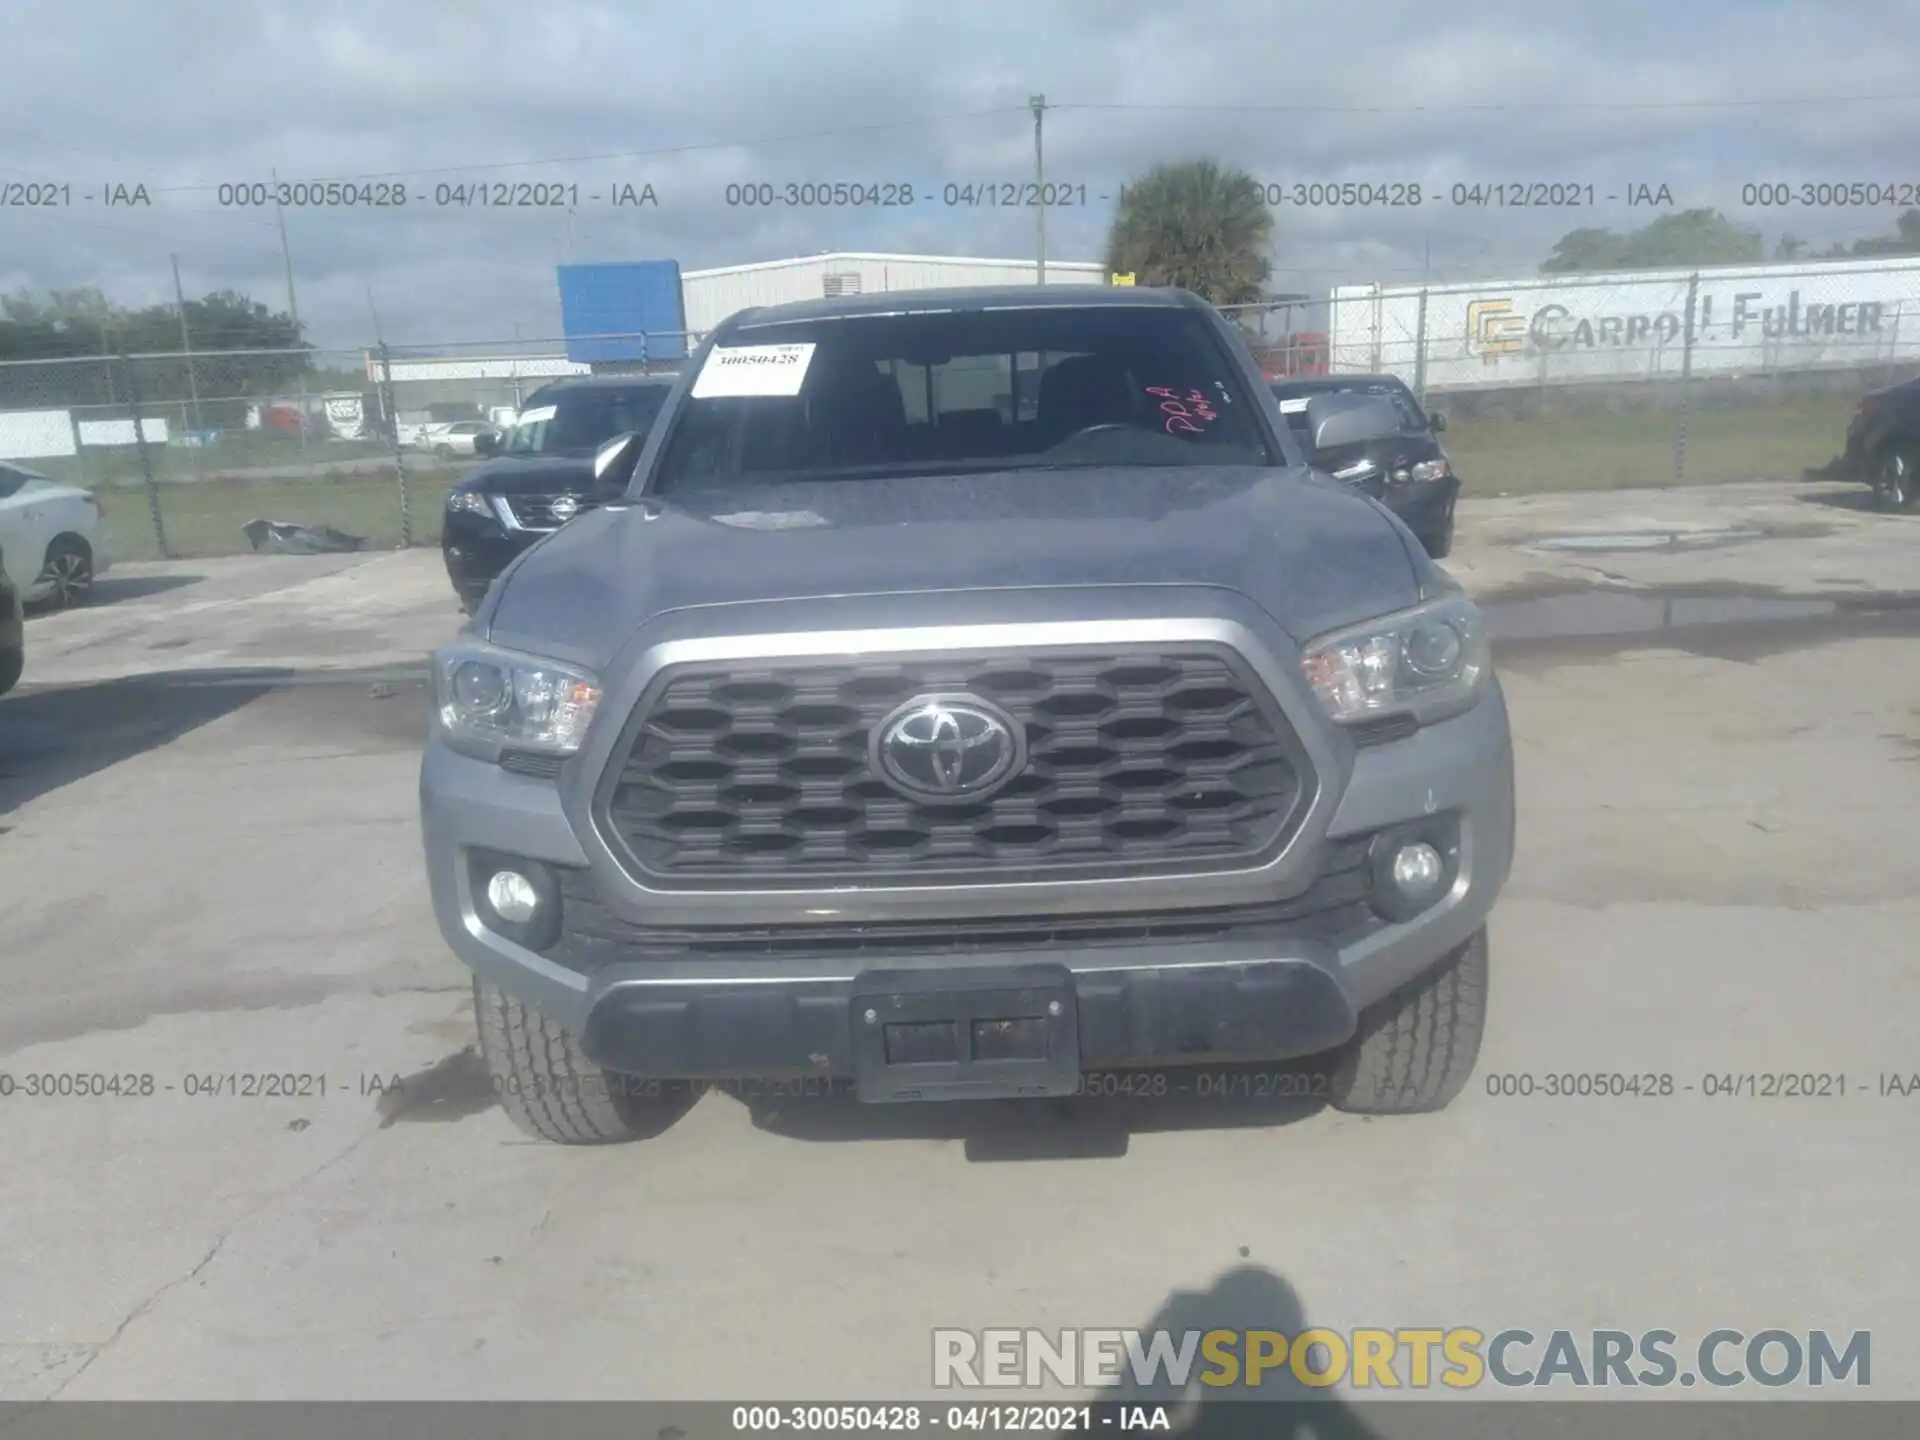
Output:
2,477,1918,1407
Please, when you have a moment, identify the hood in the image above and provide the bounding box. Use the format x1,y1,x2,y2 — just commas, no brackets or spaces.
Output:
458,453,597,494
485,465,1423,669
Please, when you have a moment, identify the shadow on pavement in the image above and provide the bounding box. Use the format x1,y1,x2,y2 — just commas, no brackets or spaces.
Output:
1068,1264,1383,1438
1794,486,1883,513
21,572,204,617
741,1063,1333,1160
0,667,291,815
78,572,206,606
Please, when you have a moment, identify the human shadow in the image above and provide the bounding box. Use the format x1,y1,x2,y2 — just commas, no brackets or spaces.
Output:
1068,1264,1384,1438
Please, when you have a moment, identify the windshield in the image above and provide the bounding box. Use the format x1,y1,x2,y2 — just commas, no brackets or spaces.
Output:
505,384,669,455
653,305,1273,494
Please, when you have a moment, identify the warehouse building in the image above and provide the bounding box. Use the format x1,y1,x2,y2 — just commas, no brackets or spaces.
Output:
678,252,1108,335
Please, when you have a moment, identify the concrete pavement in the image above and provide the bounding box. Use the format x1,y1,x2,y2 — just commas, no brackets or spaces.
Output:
1,478,1916,1408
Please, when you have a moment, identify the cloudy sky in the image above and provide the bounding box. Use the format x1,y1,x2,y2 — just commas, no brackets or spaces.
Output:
3,0,1916,351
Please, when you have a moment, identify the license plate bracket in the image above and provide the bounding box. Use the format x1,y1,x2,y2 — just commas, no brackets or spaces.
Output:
849,965,1080,1103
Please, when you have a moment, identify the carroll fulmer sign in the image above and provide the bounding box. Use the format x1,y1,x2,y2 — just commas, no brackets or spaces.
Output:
1329,256,1920,391
1466,290,1889,354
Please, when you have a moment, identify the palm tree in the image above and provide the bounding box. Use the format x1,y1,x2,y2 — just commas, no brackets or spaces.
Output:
1104,160,1274,305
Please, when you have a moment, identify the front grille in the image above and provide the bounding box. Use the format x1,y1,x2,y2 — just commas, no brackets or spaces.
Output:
599,645,1313,886
502,492,598,530
550,835,1372,973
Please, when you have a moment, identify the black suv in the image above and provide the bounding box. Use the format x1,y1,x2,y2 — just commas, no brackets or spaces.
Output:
1269,374,1459,558
440,375,676,611
1807,373,1920,511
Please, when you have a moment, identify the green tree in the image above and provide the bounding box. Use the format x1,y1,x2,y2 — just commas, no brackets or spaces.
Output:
1541,209,1764,273
1104,159,1274,305
0,286,313,414
1845,208,1920,257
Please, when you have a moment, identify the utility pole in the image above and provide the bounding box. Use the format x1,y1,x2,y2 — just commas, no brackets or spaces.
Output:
1030,94,1048,285
271,168,301,334
171,254,205,437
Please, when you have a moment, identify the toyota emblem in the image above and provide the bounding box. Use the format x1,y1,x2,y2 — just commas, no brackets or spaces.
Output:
872,695,1025,802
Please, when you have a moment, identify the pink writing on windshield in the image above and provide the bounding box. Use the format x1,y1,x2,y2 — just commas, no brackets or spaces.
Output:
1145,386,1219,436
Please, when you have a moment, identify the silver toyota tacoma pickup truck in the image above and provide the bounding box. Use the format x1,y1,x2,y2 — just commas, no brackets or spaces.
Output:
419,286,1515,1144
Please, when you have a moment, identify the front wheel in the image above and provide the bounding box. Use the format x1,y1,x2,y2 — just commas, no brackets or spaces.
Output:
434,444,455,461
1874,447,1917,512
472,979,692,1144
1325,928,1489,1115
39,536,93,609
0,645,22,698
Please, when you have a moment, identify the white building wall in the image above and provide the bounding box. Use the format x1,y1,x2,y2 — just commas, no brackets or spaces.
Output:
681,252,1107,336
1329,254,1920,392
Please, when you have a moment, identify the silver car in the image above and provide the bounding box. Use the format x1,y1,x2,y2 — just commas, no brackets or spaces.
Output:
419,286,1515,1144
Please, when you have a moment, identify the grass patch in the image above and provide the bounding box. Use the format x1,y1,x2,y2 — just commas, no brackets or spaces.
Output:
1442,397,1848,495
103,470,457,562
90,399,1857,560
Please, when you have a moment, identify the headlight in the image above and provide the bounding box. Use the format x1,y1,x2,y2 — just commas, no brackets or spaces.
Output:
446,491,492,517
1408,459,1451,482
1301,595,1491,726
431,641,601,758
1330,458,1378,482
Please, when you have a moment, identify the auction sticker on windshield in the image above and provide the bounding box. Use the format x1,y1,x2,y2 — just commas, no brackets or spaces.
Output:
691,342,817,399
516,405,558,425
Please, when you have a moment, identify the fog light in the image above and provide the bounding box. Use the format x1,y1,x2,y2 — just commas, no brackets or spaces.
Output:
486,870,541,923
1391,842,1444,898
1366,817,1461,923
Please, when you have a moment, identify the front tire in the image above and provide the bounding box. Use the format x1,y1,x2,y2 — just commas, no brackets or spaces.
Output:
1874,447,1917,513
1421,500,1456,560
0,646,22,698
40,536,93,609
434,444,455,461
1326,928,1488,1115
473,978,689,1144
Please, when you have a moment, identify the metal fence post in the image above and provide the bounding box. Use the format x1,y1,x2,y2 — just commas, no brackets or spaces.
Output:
120,354,172,560
378,343,412,547
1675,270,1700,484
1412,287,1430,404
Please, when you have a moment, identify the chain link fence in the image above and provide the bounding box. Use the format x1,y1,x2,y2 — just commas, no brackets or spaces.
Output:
1223,256,1920,495
0,333,687,561
4,262,1918,563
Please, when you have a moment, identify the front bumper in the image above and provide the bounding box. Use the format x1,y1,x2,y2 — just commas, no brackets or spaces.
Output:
422,672,1515,1079
441,516,540,601
1371,477,1460,538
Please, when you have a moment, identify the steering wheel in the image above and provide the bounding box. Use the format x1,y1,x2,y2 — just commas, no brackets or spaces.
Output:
1062,422,1134,442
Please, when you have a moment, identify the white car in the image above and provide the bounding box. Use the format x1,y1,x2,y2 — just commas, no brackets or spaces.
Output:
426,421,493,460
0,462,111,608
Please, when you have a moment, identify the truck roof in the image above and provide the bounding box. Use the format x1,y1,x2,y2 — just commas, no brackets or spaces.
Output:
724,284,1203,331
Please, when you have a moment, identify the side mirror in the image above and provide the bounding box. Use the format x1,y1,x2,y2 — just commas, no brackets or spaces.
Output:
473,430,501,456
1304,394,1400,451
591,431,644,501
1428,411,1447,433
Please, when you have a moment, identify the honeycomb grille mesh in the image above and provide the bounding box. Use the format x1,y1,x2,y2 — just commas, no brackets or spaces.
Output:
600,647,1309,883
